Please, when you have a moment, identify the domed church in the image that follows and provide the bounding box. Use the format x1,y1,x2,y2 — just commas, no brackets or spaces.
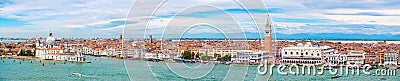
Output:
35,31,85,62
45,31,56,48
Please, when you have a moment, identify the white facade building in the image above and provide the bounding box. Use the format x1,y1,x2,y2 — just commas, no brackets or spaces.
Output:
347,50,365,65
321,46,347,66
35,31,85,62
384,52,398,66
232,51,262,64
281,43,324,65
325,54,347,66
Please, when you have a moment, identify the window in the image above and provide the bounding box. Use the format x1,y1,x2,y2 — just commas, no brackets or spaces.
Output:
317,53,320,56
296,52,299,55
291,52,293,55
285,52,288,55
306,52,308,55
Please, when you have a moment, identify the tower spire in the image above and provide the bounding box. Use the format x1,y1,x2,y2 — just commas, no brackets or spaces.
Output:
49,29,53,36
264,13,273,64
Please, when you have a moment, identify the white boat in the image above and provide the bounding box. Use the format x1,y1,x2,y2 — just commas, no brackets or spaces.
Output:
71,73,84,77
331,74,341,79
225,62,232,65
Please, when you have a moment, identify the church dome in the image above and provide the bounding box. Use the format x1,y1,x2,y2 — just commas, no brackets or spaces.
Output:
45,32,56,45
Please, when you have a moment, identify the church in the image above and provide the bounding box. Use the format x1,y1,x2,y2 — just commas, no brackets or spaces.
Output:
35,31,85,62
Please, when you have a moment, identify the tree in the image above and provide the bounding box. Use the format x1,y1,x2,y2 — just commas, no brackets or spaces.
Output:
195,52,200,59
1,51,5,55
6,45,14,48
219,55,231,61
201,56,212,60
215,53,221,58
26,50,33,56
182,51,192,60
19,50,26,56
32,44,36,48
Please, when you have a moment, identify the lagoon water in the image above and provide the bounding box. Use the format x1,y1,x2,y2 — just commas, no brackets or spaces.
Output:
1,56,399,81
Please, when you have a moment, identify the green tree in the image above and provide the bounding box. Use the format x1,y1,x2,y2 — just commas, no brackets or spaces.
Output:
32,44,36,48
215,53,221,58
6,45,13,48
182,51,192,60
219,55,231,61
201,56,212,60
19,50,26,56
26,50,33,56
195,52,200,59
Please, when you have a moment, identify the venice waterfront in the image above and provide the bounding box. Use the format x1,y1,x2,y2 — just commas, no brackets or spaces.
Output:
1,56,399,81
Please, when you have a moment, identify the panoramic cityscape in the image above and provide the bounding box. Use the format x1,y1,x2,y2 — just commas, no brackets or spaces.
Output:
1,0,400,81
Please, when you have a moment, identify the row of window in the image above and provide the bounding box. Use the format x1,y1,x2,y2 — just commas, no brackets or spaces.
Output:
283,51,320,56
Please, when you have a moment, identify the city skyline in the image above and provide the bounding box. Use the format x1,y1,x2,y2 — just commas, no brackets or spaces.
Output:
2,1,400,81
0,0,400,39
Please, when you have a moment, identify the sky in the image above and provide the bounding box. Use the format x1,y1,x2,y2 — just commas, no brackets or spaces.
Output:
1,0,400,39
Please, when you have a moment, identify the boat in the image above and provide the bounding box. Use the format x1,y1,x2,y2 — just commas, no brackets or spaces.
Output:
331,74,341,79
71,73,84,77
379,78,387,80
225,62,232,65
202,60,208,64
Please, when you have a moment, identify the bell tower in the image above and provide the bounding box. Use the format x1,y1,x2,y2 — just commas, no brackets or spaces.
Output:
264,14,273,63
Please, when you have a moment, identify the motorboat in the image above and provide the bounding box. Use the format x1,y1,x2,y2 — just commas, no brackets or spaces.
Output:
379,78,387,80
71,73,84,77
210,76,215,79
331,74,341,79
225,62,232,65
202,60,208,64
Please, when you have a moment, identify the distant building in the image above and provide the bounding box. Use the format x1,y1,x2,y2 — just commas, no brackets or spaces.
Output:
384,52,398,66
347,50,365,65
232,51,262,64
325,54,347,66
322,46,347,66
365,52,379,65
35,31,85,62
281,42,324,65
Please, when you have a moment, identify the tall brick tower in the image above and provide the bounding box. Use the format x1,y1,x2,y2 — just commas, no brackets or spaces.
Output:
119,34,123,43
149,35,153,43
264,14,273,63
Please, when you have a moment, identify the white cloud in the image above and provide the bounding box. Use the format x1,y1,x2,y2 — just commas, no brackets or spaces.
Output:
2,0,400,38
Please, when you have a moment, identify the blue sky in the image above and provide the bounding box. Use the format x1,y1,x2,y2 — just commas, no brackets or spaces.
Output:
0,0,400,39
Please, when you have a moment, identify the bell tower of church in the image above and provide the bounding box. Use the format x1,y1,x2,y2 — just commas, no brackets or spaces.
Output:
264,14,273,63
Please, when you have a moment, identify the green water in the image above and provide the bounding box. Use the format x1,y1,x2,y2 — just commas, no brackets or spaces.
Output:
0,57,129,81
1,57,399,81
